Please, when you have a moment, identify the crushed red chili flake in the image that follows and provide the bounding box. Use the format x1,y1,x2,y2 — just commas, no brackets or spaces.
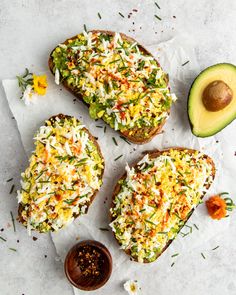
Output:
76,245,104,278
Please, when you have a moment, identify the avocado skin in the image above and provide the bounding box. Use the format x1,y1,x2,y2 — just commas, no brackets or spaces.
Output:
187,63,236,137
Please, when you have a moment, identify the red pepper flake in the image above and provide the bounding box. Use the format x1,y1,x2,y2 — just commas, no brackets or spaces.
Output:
76,245,104,278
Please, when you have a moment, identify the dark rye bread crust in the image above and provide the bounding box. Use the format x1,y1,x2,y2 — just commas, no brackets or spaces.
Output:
110,148,216,263
18,114,104,232
48,30,170,144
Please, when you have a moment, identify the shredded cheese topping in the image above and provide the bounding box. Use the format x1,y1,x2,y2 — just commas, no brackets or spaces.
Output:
110,149,214,263
18,116,104,233
51,32,176,138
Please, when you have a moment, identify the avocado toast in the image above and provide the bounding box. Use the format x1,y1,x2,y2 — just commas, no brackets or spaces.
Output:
110,148,215,263
49,30,176,144
17,114,104,233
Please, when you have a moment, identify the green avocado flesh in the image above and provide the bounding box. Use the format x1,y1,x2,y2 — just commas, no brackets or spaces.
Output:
188,63,236,137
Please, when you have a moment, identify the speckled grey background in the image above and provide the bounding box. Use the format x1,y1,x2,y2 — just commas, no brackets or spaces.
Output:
0,1,235,295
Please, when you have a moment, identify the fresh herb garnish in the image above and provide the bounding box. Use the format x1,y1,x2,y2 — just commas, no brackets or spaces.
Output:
155,2,161,9
201,252,206,259
193,224,199,230
181,60,189,66
98,12,102,19
99,228,109,231
145,219,157,226
171,262,175,267
119,136,131,145
10,211,16,232
104,126,107,133
119,12,125,18
96,125,103,128
9,184,15,194
16,68,33,98
155,15,162,21
171,253,179,258
9,248,17,252
212,246,220,251
114,154,123,161
112,137,118,146
0,236,7,242
6,178,13,182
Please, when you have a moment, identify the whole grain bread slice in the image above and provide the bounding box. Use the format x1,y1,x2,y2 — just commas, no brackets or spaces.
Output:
48,30,170,144
18,114,104,232
110,147,216,262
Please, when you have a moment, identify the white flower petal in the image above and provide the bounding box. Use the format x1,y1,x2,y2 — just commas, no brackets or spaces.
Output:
124,280,140,295
55,68,60,85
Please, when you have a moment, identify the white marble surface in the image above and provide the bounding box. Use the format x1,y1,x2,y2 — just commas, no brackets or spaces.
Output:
0,1,236,295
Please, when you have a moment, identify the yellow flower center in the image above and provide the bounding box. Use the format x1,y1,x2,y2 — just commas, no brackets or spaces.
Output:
33,74,47,95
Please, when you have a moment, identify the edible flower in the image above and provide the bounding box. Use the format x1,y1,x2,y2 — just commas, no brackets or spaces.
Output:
33,74,47,95
16,68,48,105
206,193,236,220
124,280,140,295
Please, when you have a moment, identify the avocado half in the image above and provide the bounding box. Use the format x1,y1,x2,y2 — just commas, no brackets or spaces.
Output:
188,63,236,137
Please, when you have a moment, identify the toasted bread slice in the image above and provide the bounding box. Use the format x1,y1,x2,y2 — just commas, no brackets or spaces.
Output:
18,114,104,233
49,30,175,144
110,148,215,263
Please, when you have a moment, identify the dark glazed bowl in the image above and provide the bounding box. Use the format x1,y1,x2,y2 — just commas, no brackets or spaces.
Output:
64,240,112,291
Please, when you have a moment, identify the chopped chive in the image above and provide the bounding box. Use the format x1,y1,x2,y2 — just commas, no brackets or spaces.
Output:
181,60,189,66
10,211,16,232
155,2,161,9
194,224,199,230
6,178,13,182
201,252,206,259
212,246,220,251
171,262,175,267
104,126,107,133
96,125,103,128
185,224,192,233
98,12,102,19
99,228,109,231
145,219,157,226
139,209,146,213
9,184,15,194
114,154,123,161
154,15,162,21
119,136,131,145
0,236,7,242
112,137,118,146
171,253,179,258
119,12,125,18
9,248,17,252
219,192,229,196
157,231,167,235
83,24,87,32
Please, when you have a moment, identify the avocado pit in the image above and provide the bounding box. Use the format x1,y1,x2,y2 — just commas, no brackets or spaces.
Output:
202,80,233,112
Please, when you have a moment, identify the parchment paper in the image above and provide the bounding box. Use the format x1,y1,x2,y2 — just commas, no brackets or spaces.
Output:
3,35,236,295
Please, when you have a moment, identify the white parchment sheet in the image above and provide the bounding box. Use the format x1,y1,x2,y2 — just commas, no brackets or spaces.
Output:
3,35,236,295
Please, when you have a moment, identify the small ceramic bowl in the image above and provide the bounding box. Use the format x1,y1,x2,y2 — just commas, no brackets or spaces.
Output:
64,240,112,291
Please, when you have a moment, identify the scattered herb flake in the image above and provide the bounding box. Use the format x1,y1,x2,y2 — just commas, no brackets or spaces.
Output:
194,224,199,230
96,125,103,128
99,228,109,231
119,12,125,18
6,178,13,182
155,2,161,9
219,192,229,196
83,24,87,32
9,247,17,252
10,211,16,232
212,246,220,251
104,126,107,133
119,136,131,145
171,253,179,258
9,184,15,194
201,252,206,259
182,60,190,66
114,154,123,161
0,236,7,242
171,262,175,267
155,15,162,21
98,12,102,19
112,137,118,146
